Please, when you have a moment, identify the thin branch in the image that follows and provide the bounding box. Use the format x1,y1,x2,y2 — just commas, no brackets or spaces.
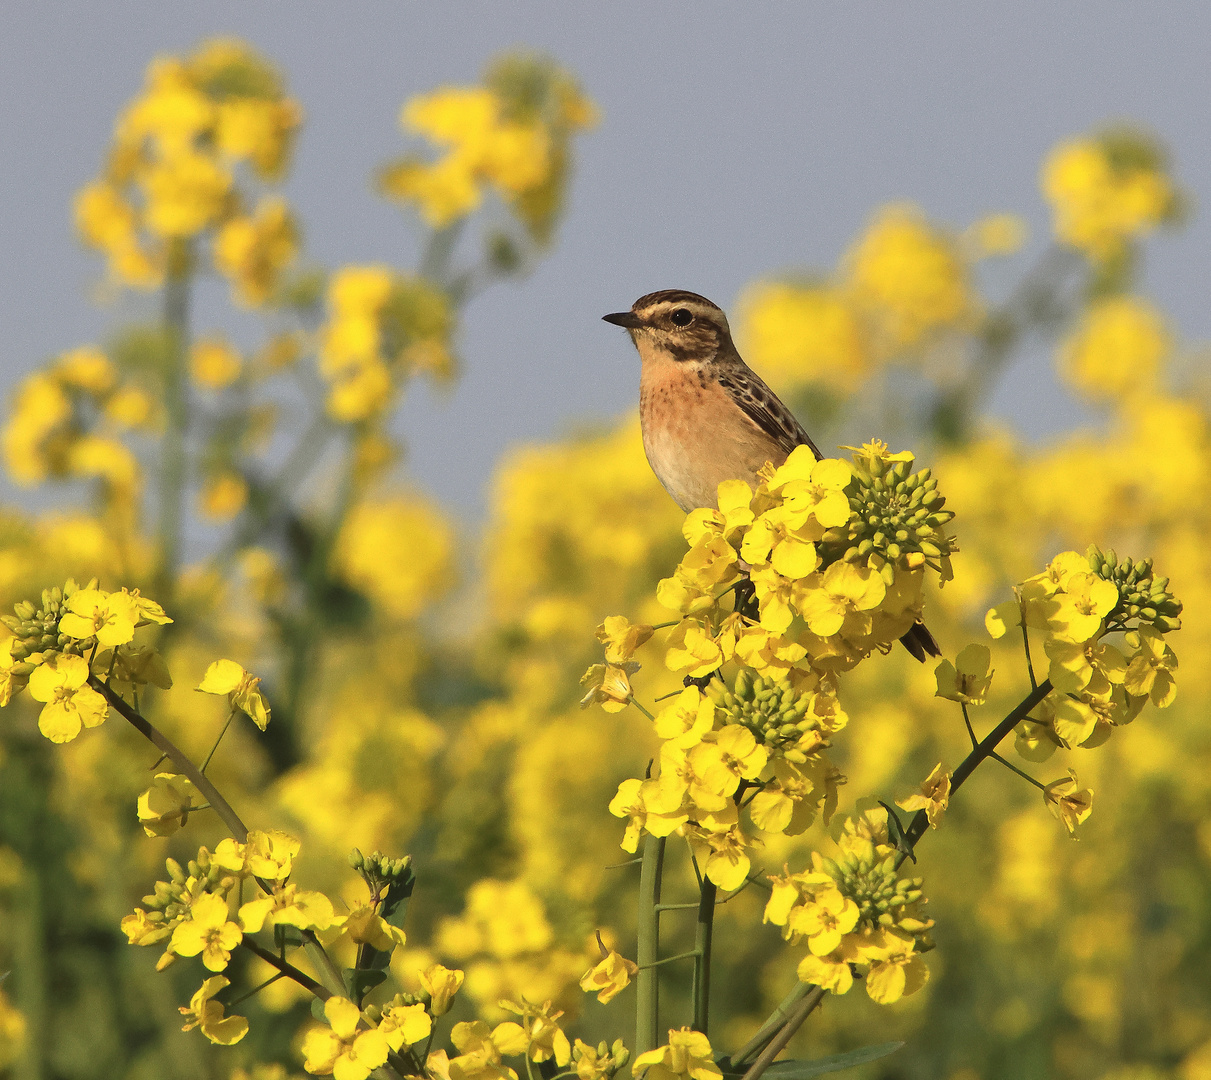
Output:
1021,623,1038,690
739,986,827,1080
229,970,285,1008
199,709,238,774
93,677,349,997
92,677,249,841
637,950,700,970
731,983,810,1066
961,703,978,748
898,678,1053,865
990,751,1046,790
239,937,329,1000
635,836,666,1056
692,878,717,1033
631,699,656,722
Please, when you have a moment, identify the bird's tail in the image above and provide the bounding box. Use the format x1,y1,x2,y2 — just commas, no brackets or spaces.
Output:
899,621,941,663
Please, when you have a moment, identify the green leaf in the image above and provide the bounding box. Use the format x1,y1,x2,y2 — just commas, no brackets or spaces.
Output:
345,967,388,1000
760,1042,904,1079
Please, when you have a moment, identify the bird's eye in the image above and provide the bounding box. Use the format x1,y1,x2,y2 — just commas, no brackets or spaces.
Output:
670,308,693,326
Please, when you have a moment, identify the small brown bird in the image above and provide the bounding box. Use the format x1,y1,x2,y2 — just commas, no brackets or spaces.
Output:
604,289,939,662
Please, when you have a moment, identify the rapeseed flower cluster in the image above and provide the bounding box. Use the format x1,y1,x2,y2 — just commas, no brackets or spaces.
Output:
650,441,953,684
2,347,153,498
986,547,1180,783
317,266,455,423
736,203,1006,391
1042,127,1180,262
74,39,302,295
765,811,933,1004
0,579,170,737
594,442,952,992
378,54,596,240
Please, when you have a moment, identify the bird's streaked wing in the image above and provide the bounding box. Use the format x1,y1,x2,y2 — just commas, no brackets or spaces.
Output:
716,365,825,461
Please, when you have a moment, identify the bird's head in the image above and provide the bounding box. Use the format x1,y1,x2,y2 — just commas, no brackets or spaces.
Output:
603,290,735,365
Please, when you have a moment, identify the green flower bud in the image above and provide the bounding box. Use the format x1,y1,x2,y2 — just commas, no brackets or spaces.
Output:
708,672,822,756
1087,544,1182,633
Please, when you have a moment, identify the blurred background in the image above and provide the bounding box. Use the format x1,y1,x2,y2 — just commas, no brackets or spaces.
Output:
1,5,1210,1080
6,2,1211,518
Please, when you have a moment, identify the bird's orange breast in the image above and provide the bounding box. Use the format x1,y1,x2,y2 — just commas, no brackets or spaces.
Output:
639,361,789,512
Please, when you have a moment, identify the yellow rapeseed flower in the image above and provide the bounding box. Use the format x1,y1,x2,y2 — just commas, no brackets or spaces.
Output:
786,885,860,956
212,830,298,881
55,346,116,394
896,763,952,829
178,975,248,1045
652,686,716,749
142,151,232,238
1043,770,1094,836
1042,134,1174,260
198,472,248,521
594,615,654,664
213,197,298,306
190,337,243,389
196,658,270,729
1060,296,1170,402
420,964,464,1016
579,949,638,1004
27,653,108,743
237,884,336,934
844,203,973,353
170,892,242,971
934,644,993,704
59,587,138,647
332,498,454,619
137,772,201,837
632,1028,721,1080
795,560,886,638
380,1002,432,1052
1123,626,1178,707
447,1019,529,1080
302,997,390,1080
736,281,870,392
864,935,930,1004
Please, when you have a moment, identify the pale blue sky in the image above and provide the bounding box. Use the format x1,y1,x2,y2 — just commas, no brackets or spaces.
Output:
3,2,1210,518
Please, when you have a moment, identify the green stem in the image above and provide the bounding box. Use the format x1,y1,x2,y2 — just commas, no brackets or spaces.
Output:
692,879,717,1034
239,938,328,1000
1021,623,1038,689
156,246,191,601
734,678,1057,1071
731,983,810,1067
898,678,1053,863
419,221,465,290
93,677,247,839
637,950,700,970
12,868,45,1080
199,709,238,774
990,751,1046,790
961,702,978,748
91,677,348,997
739,987,827,1080
635,835,666,1056
228,970,285,1007
631,699,656,722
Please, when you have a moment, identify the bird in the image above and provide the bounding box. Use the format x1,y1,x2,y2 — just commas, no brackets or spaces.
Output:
603,288,939,662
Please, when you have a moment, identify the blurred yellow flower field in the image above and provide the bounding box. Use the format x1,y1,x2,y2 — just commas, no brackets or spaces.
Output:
0,36,1207,1080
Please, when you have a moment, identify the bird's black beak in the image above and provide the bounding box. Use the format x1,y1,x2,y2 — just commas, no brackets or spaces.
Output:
602,311,643,329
